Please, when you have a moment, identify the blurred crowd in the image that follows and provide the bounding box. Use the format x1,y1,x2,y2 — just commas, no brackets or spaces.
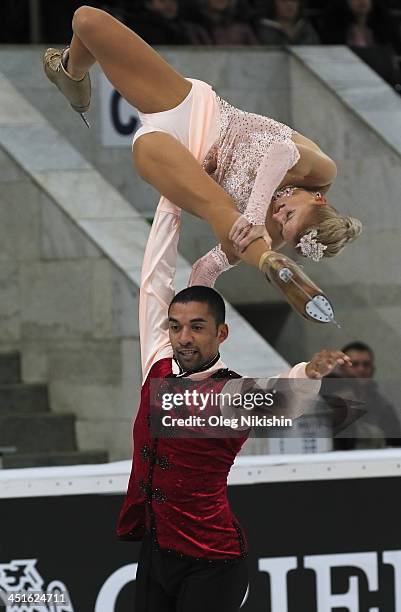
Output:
2,0,401,89
320,341,401,451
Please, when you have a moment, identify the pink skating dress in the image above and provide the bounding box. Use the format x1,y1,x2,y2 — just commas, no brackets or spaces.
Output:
133,78,300,286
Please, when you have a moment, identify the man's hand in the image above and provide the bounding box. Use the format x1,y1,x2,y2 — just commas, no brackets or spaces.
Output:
229,216,272,252
305,350,352,380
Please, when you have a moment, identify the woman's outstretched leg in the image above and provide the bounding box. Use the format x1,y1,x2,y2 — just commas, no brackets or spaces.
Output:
135,132,270,269
65,6,191,113
45,7,256,263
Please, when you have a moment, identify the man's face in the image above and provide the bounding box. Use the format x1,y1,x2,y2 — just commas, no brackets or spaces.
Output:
340,349,374,380
168,301,228,371
275,0,300,22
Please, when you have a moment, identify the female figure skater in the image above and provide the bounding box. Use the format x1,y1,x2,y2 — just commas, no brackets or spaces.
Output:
43,6,362,319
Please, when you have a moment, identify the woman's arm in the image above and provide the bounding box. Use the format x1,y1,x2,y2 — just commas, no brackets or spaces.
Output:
229,139,300,251
290,143,338,190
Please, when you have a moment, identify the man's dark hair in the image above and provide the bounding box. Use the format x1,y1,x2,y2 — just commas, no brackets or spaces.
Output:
169,286,226,327
341,341,374,358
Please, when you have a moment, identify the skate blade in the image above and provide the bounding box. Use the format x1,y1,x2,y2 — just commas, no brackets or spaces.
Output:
79,113,91,128
306,295,342,328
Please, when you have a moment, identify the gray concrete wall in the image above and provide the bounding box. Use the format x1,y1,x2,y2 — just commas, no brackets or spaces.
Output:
276,47,401,386
0,147,142,460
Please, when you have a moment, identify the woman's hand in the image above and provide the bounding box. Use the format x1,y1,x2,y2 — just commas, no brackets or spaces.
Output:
229,216,272,252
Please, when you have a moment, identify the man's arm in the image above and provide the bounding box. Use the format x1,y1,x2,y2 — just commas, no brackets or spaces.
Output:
274,351,353,419
220,351,352,427
139,197,181,382
280,350,353,383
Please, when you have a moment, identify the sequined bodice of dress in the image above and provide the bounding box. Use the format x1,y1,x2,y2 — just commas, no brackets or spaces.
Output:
189,96,301,288
202,96,300,225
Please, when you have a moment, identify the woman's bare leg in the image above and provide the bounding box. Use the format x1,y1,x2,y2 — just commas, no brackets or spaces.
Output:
67,6,191,113
65,8,268,268
135,132,269,268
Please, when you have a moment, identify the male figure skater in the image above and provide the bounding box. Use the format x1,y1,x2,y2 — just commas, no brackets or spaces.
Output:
117,197,351,611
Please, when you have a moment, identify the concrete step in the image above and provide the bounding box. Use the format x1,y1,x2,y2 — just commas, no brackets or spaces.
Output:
0,352,21,385
1,449,109,469
0,413,76,453
0,383,49,414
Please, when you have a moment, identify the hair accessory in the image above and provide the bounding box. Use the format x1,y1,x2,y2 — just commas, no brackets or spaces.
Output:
272,186,298,201
273,187,325,203
296,230,327,262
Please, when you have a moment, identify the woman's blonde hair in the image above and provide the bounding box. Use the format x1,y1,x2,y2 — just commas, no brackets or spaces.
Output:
295,204,363,258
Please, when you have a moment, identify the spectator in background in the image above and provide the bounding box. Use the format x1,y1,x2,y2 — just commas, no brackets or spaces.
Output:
322,0,390,47
256,0,320,45
321,341,401,449
196,0,259,45
40,0,85,43
127,0,210,45
340,341,375,380
321,0,399,88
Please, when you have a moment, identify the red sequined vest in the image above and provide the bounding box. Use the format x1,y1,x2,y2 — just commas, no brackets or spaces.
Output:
117,358,249,560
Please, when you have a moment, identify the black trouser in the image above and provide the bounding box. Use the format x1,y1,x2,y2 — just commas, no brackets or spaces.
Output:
135,535,249,612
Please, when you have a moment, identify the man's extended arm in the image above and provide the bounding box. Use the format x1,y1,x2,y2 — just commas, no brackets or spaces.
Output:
271,351,353,418
139,198,181,382
220,351,352,425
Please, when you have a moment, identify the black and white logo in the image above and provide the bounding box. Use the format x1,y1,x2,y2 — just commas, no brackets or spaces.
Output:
0,559,74,612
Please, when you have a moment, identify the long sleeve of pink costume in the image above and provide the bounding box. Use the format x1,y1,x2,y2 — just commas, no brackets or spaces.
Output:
189,140,300,287
139,199,181,382
220,362,321,426
277,362,321,419
188,244,238,287
242,140,300,225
